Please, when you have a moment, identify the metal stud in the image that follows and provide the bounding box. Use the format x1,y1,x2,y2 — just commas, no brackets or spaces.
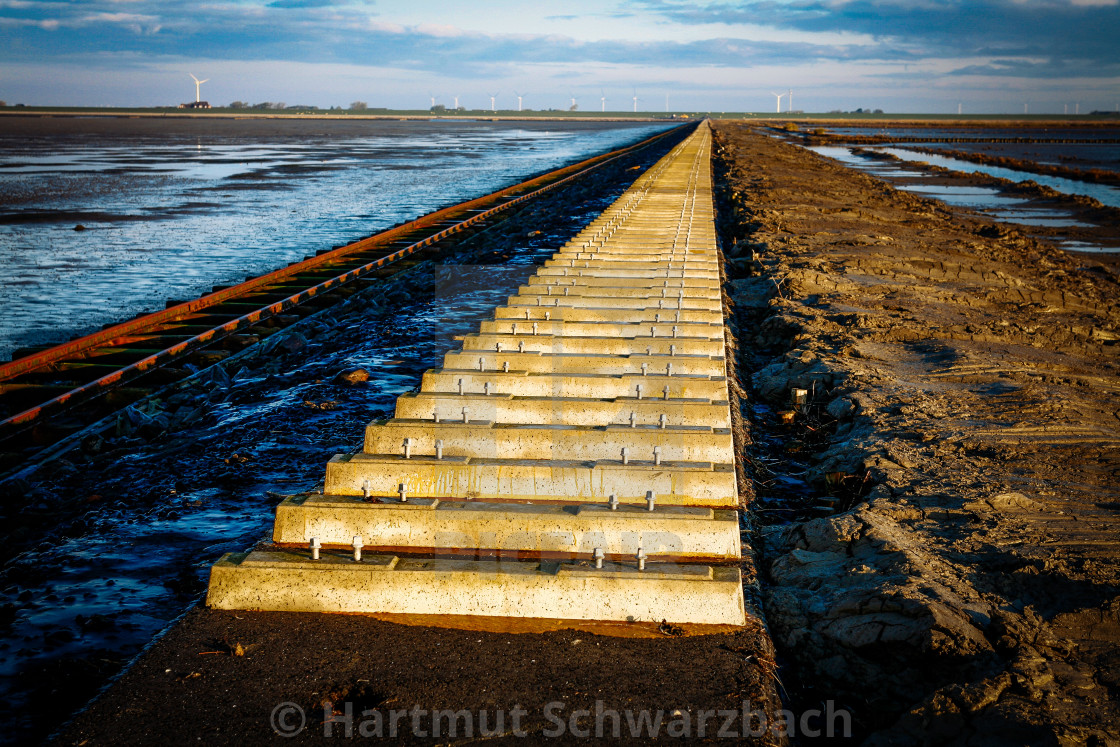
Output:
653,445,662,465
662,385,670,401
594,547,605,569
435,440,444,460
310,537,321,561
433,409,440,424
629,411,637,428
457,378,464,395
352,535,363,562
462,406,469,423
637,547,647,571
641,362,648,376
669,344,676,357
402,438,412,459
666,362,673,377
659,413,667,429
503,361,510,373
646,490,656,511
478,357,485,371
608,494,619,511
518,341,525,353
635,383,643,400
484,382,492,396
362,479,371,499
532,322,538,336
621,447,629,465
399,483,408,503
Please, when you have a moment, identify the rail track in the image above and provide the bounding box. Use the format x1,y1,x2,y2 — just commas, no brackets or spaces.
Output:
0,123,692,474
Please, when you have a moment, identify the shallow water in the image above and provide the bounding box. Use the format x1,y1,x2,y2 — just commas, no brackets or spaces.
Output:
0,121,670,360
0,135,670,744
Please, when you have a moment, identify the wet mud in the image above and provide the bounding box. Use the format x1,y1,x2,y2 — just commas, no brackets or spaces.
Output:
713,123,1120,744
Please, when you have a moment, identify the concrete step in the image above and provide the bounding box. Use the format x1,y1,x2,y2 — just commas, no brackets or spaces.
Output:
394,392,731,428
441,350,726,376
323,452,737,507
457,333,724,357
477,319,724,340
509,294,722,312
271,493,740,559
362,419,735,463
420,368,729,399
527,275,718,290
207,551,747,625
494,306,723,324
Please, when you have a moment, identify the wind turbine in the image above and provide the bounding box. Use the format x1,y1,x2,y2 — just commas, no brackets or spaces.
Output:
189,73,209,103
600,90,606,112
429,93,437,108
632,90,639,113
489,92,498,112
788,89,793,113
513,91,523,111
770,91,785,114
453,95,459,109
569,93,577,110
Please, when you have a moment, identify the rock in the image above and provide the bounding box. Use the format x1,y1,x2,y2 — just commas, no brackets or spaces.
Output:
826,395,856,420
334,367,371,386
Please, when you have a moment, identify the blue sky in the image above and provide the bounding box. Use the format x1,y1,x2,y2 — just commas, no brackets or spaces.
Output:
1,0,1118,112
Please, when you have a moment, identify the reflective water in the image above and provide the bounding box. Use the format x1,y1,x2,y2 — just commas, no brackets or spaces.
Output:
0,121,670,360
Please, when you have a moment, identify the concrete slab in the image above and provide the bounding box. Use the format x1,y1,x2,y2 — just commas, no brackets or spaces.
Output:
395,392,731,428
493,306,723,324
271,493,741,559
323,452,738,506
477,319,724,340
440,351,726,376
207,551,747,625
420,369,729,399
457,333,724,357
362,419,735,463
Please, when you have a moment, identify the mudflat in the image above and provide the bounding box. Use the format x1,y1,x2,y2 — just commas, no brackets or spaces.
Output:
714,122,1119,743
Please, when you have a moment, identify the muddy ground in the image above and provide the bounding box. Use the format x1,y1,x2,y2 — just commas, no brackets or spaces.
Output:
712,123,1119,744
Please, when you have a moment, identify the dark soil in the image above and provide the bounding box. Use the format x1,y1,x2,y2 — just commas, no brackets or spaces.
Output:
714,122,1120,744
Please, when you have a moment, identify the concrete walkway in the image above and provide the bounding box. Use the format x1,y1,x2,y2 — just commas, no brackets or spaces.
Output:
206,123,747,626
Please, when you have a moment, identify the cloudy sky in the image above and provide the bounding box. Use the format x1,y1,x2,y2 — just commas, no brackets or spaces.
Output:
1,0,1118,113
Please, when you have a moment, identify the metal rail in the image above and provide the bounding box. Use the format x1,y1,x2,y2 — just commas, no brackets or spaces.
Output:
0,124,689,441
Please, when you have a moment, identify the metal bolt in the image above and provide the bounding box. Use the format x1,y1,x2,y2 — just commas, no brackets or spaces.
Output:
663,385,670,400
362,479,371,499
621,447,629,465
532,322,538,336
518,341,525,353
658,298,664,309
659,413,667,429
503,361,510,373
653,446,662,465
495,342,502,353
478,357,485,371
635,384,643,400
637,548,647,571
646,346,652,356
545,311,551,320
546,285,551,295
536,296,542,306
512,323,517,335
629,411,637,428
433,409,440,423
669,344,676,357
457,378,464,395
399,483,408,503
462,406,469,423
594,547,605,569
352,535,363,562
641,362,648,376
608,494,619,511
435,440,444,460
646,490,656,511
655,313,662,323
675,310,681,322
310,537,321,561
525,309,531,319
564,287,570,296
403,438,412,459
484,381,492,396
650,325,656,337
672,325,679,338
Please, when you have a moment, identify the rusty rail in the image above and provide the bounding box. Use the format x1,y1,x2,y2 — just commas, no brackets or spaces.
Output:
0,124,689,438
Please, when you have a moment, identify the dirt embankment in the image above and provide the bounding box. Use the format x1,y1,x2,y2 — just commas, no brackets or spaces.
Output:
711,122,1120,744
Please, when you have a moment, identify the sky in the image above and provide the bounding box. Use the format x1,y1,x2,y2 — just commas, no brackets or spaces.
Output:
1,0,1118,113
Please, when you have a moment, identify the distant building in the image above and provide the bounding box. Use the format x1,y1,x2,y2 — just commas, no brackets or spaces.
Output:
178,101,212,109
